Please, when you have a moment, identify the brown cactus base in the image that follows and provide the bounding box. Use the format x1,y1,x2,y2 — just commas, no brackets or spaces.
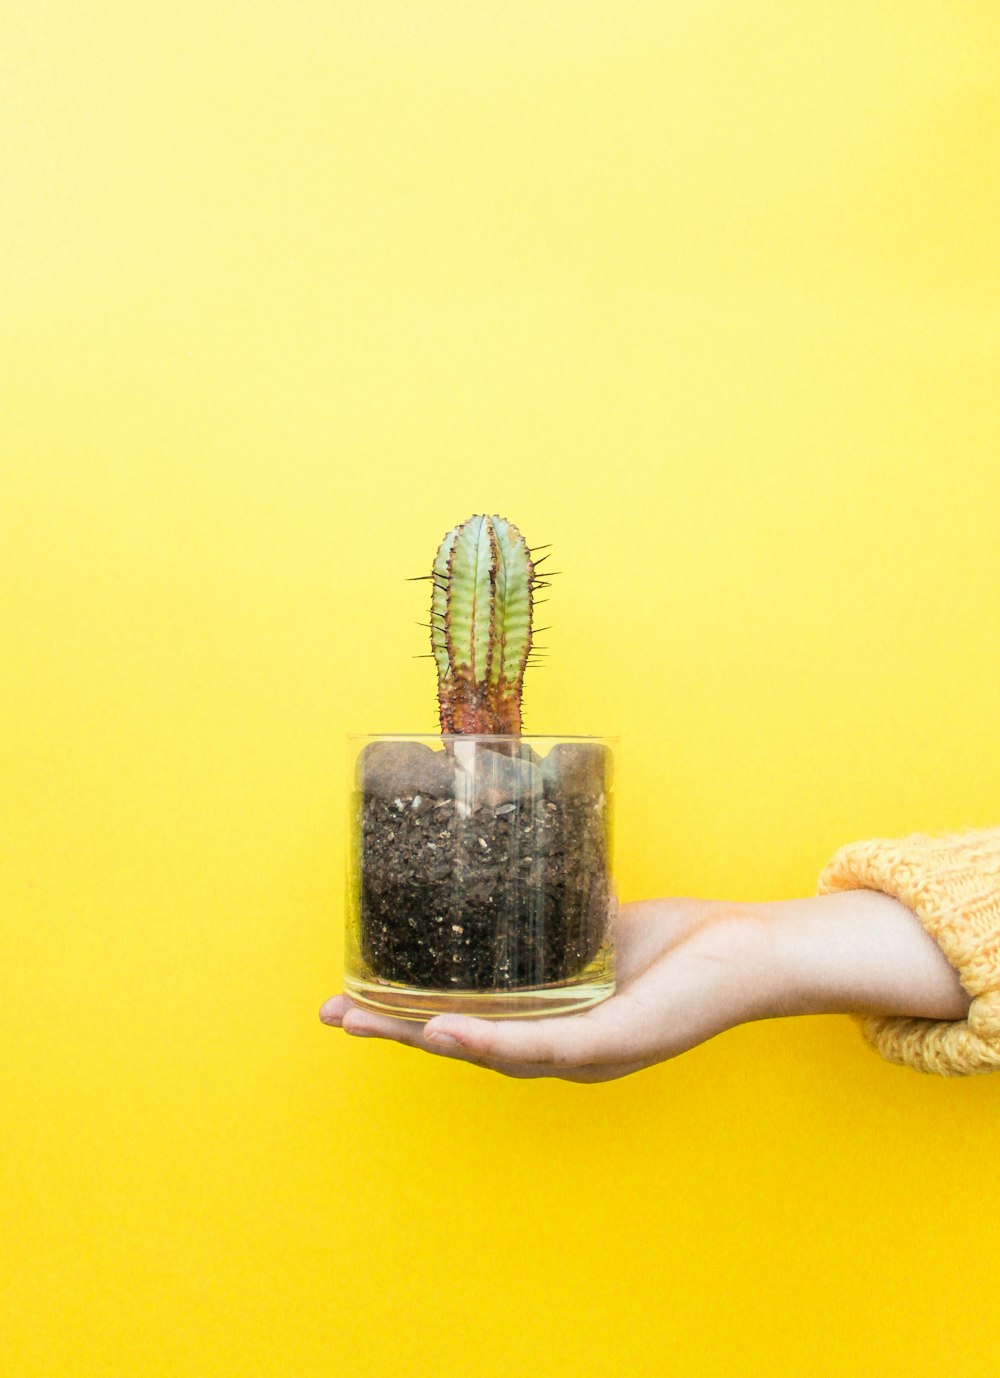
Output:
353,743,612,1002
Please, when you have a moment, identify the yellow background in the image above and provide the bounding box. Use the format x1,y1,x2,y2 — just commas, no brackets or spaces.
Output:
4,3,999,1375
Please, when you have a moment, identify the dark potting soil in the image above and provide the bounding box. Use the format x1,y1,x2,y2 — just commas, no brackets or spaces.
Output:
355,743,612,990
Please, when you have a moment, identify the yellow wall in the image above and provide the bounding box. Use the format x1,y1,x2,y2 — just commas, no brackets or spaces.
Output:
4,4,999,1375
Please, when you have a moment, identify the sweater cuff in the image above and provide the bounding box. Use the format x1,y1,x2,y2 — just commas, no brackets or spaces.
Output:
816,827,1000,1076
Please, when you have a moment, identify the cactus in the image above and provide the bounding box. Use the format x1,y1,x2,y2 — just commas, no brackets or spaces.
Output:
423,514,545,735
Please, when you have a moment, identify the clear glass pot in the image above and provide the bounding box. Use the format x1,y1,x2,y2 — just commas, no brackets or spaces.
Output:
344,734,617,1019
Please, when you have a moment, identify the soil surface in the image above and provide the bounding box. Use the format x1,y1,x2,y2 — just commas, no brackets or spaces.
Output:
355,741,612,990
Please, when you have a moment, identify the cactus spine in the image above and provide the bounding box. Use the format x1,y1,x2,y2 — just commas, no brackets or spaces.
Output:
430,514,536,734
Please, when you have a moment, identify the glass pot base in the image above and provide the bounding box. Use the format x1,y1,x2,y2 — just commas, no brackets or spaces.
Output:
343,972,615,1022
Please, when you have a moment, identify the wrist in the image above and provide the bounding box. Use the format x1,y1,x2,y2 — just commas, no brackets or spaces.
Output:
679,901,791,1028
753,890,972,1022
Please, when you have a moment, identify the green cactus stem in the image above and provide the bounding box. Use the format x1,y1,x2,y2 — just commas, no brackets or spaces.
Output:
429,514,537,735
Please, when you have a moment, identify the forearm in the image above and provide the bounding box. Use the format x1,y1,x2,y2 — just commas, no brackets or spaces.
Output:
751,890,972,1022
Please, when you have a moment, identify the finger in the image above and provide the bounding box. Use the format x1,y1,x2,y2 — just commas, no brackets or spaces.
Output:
337,1003,499,1067
422,995,638,1068
319,995,352,1025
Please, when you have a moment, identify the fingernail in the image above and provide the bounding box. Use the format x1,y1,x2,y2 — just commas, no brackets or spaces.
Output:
426,1032,460,1048
345,1027,376,1038
319,1013,342,1026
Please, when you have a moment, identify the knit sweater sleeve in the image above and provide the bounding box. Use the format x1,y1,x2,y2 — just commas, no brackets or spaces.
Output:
816,826,1000,1076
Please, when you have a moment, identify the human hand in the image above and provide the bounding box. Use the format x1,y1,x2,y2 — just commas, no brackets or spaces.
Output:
321,898,766,1082
319,891,970,1082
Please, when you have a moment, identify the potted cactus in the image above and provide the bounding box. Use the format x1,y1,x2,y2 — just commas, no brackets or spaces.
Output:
344,514,616,1019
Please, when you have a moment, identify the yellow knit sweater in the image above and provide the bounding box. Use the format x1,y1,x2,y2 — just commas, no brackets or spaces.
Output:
817,826,1000,1076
